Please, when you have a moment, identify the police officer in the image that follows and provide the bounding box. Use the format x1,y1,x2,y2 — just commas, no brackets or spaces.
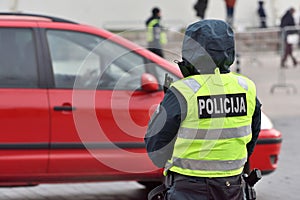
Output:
145,19,261,200
145,7,167,57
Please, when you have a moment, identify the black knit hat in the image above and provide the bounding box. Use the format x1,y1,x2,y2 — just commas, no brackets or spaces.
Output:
152,7,160,16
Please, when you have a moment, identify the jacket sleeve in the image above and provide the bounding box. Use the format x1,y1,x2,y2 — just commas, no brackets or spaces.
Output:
247,97,262,157
144,88,185,168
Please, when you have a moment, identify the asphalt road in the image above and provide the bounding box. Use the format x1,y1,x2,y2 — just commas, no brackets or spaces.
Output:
0,52,299,199
256,116,300,199
240,51,300,199
0,181,149,200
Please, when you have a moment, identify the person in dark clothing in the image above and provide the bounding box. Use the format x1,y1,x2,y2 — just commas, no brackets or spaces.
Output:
280,7,298,67
225,0,236,27
145,19,261,200
145,7,167,58
194,0,208,19
257,1,267,28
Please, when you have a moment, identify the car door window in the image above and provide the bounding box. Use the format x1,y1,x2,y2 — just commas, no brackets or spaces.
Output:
46,30,145,90
0,28,38,88
47,30,102,89
96,42,145,90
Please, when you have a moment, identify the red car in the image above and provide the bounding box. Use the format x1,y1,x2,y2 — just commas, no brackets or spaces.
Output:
0,13,281,187
249,112,282,174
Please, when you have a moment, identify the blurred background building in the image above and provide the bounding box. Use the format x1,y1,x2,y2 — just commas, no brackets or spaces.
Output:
0,0,299,31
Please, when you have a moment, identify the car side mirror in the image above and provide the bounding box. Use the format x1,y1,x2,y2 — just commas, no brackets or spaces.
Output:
141,73,159,92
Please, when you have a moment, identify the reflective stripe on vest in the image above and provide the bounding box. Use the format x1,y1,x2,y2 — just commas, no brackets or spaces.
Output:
165,157,247,171
164,72,256,178
178,125,251,140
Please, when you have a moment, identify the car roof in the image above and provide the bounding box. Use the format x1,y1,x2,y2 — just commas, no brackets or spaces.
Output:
0,12,77,24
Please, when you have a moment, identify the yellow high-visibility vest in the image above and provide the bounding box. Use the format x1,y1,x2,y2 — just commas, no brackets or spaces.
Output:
146,19,167,45
164,70,256,177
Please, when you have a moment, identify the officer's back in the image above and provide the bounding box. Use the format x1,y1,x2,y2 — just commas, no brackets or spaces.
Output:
145,19,261,200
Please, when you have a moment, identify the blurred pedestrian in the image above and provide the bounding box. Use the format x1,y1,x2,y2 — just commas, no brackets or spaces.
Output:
194,0,208,19
224,0,236,27
257,1,267,28
280,7,298,68
145,7,167,58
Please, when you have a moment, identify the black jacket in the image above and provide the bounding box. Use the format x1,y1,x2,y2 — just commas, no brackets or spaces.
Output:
258,4,266,18
280,10,295,28
194,0,208,19
280,9,297,36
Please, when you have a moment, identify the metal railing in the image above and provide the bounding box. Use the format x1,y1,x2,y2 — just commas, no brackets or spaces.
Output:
103,23,298,94
269,26,299,94
235,27,281,54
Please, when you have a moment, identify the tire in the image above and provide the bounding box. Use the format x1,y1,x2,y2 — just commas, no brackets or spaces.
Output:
138,181,162,190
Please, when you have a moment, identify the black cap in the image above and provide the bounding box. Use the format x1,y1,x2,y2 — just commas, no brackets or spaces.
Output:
152,7,160,16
